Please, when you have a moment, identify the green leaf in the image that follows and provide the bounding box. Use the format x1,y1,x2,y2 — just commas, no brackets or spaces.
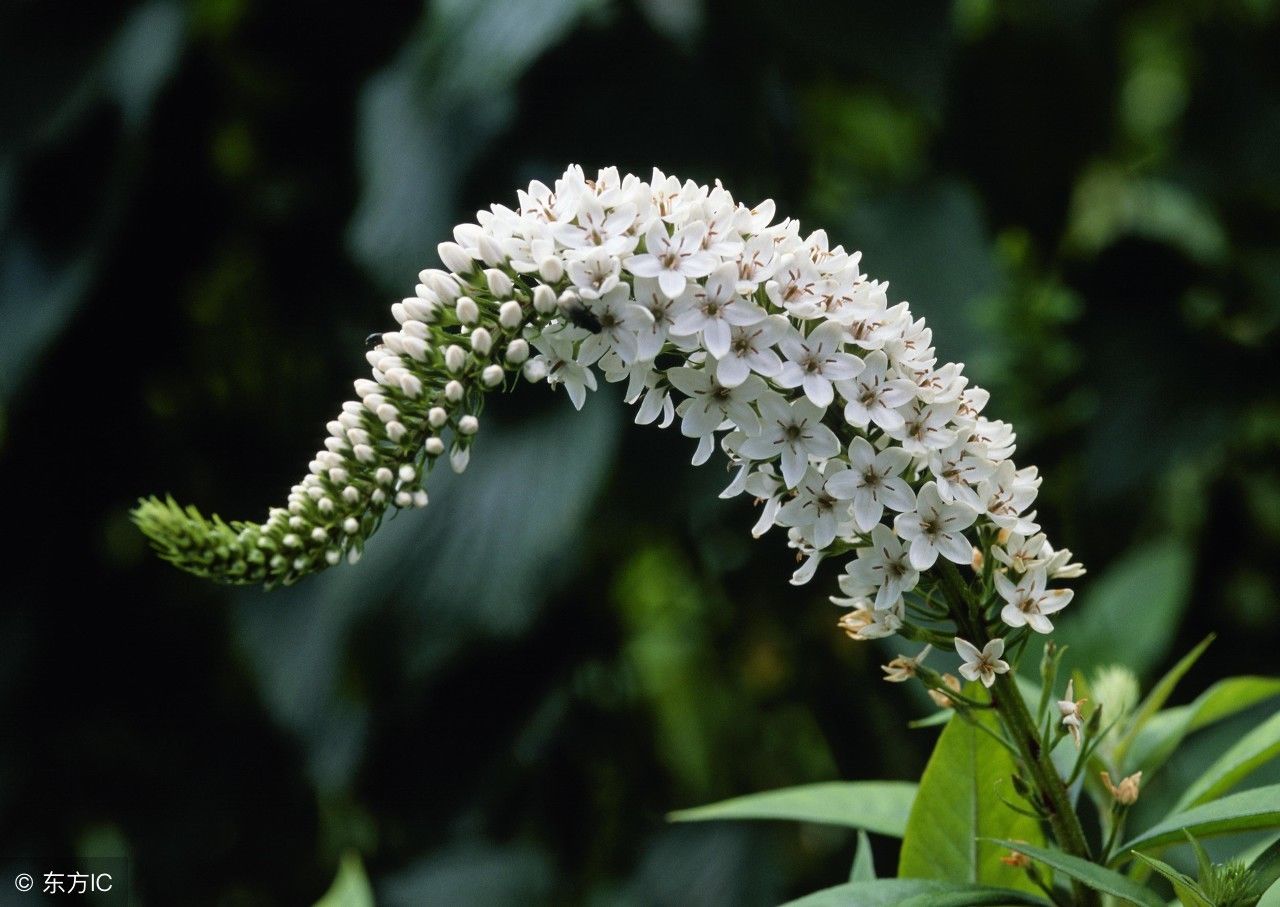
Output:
1127,676,1280,776
1130,853,1212,907
1054,539,1193,683
851,829,877,881
1175,710,1280,810
898,705,1043,890
1261,877,1280,907
1113,634,1214,766
992,840,1164,907
1118,784,1280,860
669,781,917,837
1250,836,1280,891
314,851,374,907
783,879,1049,906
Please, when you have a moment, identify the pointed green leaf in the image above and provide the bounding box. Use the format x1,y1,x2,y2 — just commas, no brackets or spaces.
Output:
1113,635,1214,766
782,879,1049,906
1250,836,1280,892
898,705,1043,891
1130,853,1212,907
992,840,1163,907
851,829,877,881
1118,784,1280,861
314,851,374,907
1128,676,1280,775
669,781,916,836
1175,710,1280,810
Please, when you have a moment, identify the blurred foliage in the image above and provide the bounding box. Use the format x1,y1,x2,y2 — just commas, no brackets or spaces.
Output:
2,0,1279,903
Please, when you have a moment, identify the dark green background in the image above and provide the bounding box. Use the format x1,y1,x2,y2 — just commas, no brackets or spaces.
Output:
2,0,1278,903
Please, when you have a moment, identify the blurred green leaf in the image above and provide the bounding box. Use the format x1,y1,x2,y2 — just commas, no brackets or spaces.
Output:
994,839,1163,907
1054,538,1194,683
1128,677,1280,776
348,0,604,288
378,841,552,906
670,781,916,837
898,705,1042,891
850,829,876,881
783,879,1049,907
1114,634,1214,767
1119,784,1280,861
1262,877,1280,907
1175,710,1280,810
1065,165,1228,265
235,402,620,791
314,851,374,907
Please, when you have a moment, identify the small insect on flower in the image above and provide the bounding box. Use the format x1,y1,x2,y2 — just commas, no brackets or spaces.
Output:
560,294,603,333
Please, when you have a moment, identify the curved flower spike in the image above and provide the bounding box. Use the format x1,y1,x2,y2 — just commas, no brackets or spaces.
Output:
134,164,1079,645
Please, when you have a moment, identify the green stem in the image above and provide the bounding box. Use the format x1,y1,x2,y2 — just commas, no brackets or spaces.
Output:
990,673,1098,906
934,560,1099,907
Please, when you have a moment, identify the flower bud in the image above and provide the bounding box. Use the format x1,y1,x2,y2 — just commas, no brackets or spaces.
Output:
445,345,466,373
424,436,444,456
401,336,429,361
386,421,406,442
437,241,473,274
470,328,493,355
343,518,360,534
412,490,429,508
477,233,504,266
539,256,564,283
522,358,548,382
445,380,464,402
499,300,523,329
395,490,413,507
450,445,470,474
428,407,448,428
533,284,557,314
398,464,415,483
455,296,479,325
505,339,529,364
458,415,479,435
482,364,504,386
485,269,514,297
375,467,394,485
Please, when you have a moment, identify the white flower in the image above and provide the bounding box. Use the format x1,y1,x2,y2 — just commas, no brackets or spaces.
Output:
1058,679,1086,747
552,196,637,256
738,393,841,488
824,437,915,533
845,524,919,610
670,262,765,357
716,314,787,387
836,350,916,431
776,464,849,549
992,532,1051,574
775,321,864,407
995,567,1073,634
927,439,992,510
891,400,958,455
955,637,1010,688
893,481,977,570
667,366,765,463
532,334,597,410
979,461,1041,535
624,220,719,298
836,599,904,641
566,247,623,299
576,285,654,366
631,276,685,361
882,644,931,683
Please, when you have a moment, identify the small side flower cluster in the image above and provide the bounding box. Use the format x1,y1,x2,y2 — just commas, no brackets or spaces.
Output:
134,165,1081,665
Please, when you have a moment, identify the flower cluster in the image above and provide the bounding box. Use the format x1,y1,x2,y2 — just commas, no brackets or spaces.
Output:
134,165,1081,659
